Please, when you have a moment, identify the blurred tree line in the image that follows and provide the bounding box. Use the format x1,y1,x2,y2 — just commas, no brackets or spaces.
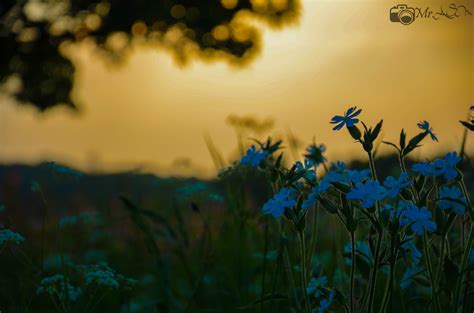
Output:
0,0,300,111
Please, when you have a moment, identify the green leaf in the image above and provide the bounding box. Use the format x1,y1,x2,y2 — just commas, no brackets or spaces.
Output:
347,125,362,140
459,120,474,131
331,181,351,193
403,132,428,156
382,141,400,153
370,119,383,141
399,129,406,150
318,196,339,214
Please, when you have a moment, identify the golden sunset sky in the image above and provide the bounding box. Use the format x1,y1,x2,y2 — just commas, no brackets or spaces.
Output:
0,0,473,177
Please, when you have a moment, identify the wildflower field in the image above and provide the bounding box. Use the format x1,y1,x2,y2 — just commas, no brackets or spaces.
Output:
1,106,474,313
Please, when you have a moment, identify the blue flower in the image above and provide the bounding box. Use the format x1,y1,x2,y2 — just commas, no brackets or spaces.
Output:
84,264,120,289
412,161,434,176
417,121,438,142
296,159,317,181
307,276,328,297
439,186,466,215
400,265,423,289
302,180,331,209
0,229,25,246
402,237,422,264
330,106,362,131
400,205,436,235
240,145,268,167
262,187,297,219
37,274,82,302
332,161,347,172
431,152,461,181
347,180,387,208
383,172,413,198
321,170,343,185
305,144,327,166
344,169,371,184
470,248,474,264
317,292,334,313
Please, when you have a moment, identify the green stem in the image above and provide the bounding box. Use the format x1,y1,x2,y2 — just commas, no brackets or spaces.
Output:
349,231,356,313
299,231,311,313
307,207,319,275
435,234,446,288
380,234,396,313
367,229,383,313
452,227,473,313
283,246,300,311
368,152,378,181
261,215,269,313
423,231,442,313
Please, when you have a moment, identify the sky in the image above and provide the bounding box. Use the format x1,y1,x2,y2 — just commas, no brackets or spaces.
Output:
0,0,473,178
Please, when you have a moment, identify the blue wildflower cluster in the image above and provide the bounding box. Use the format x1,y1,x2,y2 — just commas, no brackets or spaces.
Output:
59,211,101,228
262,187,296,218
37,274,82,302
82,263,137,290
0,229,25,246
251,106,473,312
240,145,268,167
411,152,461,180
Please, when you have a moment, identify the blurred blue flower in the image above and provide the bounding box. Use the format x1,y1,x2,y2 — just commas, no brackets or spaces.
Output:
347,180,387,208
240,145,268,167
431,152,461,181
305,144,327,166
439,186,466,215
37,274,81,302
332,161,347,172
319,170,344,191
296,159,317,181
417,121,438,142
307,276,328,297
470,248,474,264
383,172,413,198
262,187,297,218
400,205,436,235
402,237,422,264
0,229,25,246
85,265,120,289
317,292,334,313
400,265,423,289
344,169,371,184
330,106,362,131
302,182,329,209
412,161,434,176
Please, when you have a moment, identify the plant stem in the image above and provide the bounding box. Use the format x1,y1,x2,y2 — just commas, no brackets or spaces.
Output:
307,207,319,275
261,215,269,313
423,231,442,313
299,231,311,313
367,229,383,313
435,234,446,288
380,234,396,313
452,227,473,313
283,246,300,311
349,231,356,313
368,152,378,181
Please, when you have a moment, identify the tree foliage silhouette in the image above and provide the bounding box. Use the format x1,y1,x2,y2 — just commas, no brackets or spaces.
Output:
0,0,300,111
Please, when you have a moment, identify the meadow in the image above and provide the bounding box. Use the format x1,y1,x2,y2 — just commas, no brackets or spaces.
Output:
1,106,473,313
